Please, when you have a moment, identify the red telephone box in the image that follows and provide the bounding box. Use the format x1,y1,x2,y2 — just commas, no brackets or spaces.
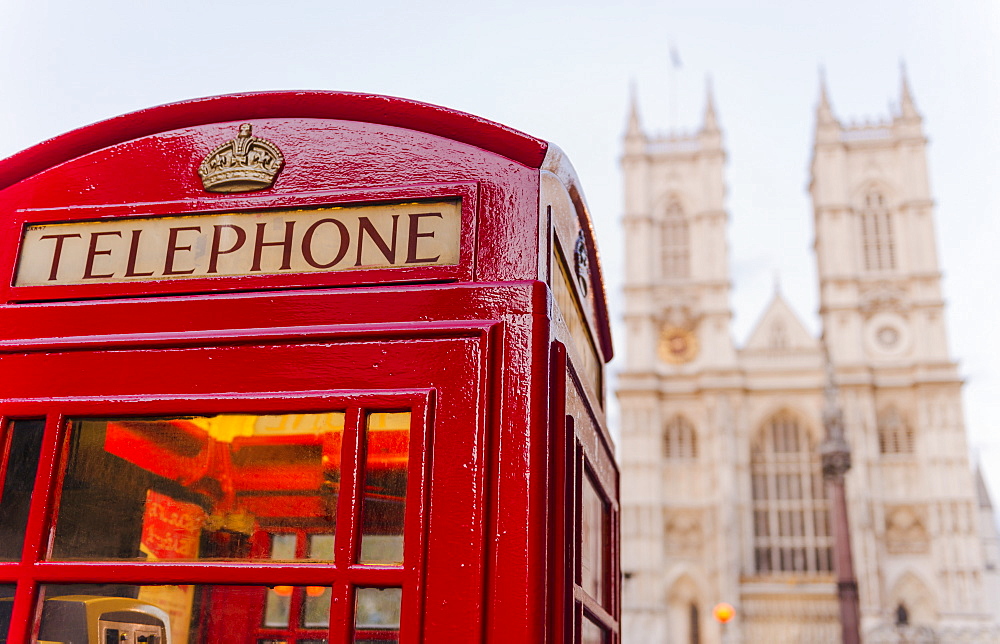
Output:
0,91,618,643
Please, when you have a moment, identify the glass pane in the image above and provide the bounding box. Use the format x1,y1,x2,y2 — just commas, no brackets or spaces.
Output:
270,533,297,560
309,533,335,560
37,584,332,644
582,614,607,644
581,470,607,605
0,419,45,560
263,585,292,628
0,584,15,642
51,413,344,561
302,586,332,628
354,587,401,642
359,412,410,564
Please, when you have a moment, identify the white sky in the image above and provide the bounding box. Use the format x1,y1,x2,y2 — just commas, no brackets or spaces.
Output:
2,1,999,497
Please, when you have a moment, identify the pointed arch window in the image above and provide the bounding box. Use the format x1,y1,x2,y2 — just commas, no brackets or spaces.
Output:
878,407,915,455
664,416,697,460
750,411,833,575
860,190,896,272
661,197,690,279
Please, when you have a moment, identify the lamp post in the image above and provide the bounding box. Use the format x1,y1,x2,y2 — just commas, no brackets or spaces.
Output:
713,602,735,644
820,341,862,644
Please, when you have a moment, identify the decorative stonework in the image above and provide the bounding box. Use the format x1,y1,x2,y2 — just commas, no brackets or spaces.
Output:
859,281,908,316
742,595,840,644
664,510,703,556
885,506,930,554
619,76,1000,644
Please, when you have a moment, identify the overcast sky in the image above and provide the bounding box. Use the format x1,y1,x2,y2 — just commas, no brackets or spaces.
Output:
2,1,999,495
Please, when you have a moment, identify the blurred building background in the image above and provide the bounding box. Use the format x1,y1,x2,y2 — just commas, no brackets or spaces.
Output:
617,72,1000,643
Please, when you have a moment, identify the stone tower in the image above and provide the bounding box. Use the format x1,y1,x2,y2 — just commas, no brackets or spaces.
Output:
618,82,744,644
618,72,1000,643
810,69,997,641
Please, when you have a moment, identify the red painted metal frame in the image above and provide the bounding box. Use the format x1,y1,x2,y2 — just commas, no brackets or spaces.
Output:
0,92,548,191
0,90,618,643
0,90,613,362
1,328,487,644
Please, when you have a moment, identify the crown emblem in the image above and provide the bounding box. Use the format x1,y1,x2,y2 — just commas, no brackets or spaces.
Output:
198,123,284,193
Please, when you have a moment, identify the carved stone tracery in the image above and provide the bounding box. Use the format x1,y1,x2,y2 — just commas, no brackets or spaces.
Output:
885,506,930,554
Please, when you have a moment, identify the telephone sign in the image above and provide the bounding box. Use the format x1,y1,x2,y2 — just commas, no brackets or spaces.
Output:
0,91,618,643
16,199,461,285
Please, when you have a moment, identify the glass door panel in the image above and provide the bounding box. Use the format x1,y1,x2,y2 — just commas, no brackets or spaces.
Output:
0,419,45,561
0,584,15,642
52,413,345,562
581,470,608,607
7,390,430,644
359,412,410,565
353,588,402,643
261,531,334,639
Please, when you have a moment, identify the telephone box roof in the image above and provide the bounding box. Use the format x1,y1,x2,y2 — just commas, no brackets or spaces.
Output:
0,90,550,190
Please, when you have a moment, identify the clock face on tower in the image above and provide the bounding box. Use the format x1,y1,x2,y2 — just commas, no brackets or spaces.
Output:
659,325,699,364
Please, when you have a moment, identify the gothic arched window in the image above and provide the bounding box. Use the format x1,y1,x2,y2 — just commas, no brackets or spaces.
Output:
860,190,896,272
750,411,833,574
661,197,690,279
878,407,915,455
664,416,697,460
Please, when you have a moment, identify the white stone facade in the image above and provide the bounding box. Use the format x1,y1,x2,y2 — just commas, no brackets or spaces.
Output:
618,75,1000,643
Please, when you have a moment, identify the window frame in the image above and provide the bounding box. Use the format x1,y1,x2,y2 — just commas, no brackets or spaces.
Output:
749,411,833,576
660,197,690,280
663,416,698,461
0,389,432,644
859,190,896,273
878,407,915,456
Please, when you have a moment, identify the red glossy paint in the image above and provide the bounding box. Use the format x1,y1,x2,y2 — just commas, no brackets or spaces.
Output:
0,91,618,643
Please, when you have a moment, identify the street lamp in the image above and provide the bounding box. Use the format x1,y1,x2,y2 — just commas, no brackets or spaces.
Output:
714,602,735,643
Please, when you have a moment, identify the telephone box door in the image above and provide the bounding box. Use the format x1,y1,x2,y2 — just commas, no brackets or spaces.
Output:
0,308,498,643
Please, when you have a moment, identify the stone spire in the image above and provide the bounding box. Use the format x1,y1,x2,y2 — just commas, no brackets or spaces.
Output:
626,80,644,138
702,76,719,134
816,67,838,127
623,81,647,158
899,61,921,121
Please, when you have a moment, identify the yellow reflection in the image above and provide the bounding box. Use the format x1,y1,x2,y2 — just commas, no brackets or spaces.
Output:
186,412,346,442
366,412,410,432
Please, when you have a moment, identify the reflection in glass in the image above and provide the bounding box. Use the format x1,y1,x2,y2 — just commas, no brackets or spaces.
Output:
263,585,292,628
262,532,334,630
302,586,332,628
354,587,402,642
0,419,45,561
51,413,344,561
309,533,335,561
581,471,607,605
36,584,334,644
359,413,410,564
